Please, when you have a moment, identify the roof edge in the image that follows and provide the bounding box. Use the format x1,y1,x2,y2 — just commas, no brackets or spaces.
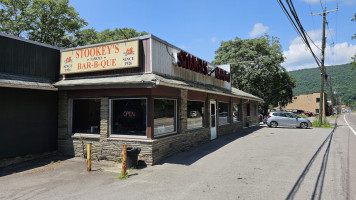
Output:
0,32,61,50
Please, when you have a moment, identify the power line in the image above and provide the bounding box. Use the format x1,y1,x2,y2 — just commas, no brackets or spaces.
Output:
277,0,339,122
277,0,322,70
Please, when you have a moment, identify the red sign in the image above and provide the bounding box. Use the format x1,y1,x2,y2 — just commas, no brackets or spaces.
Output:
177,50,230,82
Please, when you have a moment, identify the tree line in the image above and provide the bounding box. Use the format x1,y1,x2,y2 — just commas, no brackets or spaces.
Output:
0,0,147,47
289,63,356,108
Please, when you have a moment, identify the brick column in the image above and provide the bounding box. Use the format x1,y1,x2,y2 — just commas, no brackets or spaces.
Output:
179,89,187,134
58,90,68,139
100,97,109,141
241,99,246,127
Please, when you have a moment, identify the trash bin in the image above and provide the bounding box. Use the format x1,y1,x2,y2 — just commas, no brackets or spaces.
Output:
126,147,141,168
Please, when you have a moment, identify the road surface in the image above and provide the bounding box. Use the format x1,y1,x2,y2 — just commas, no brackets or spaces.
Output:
1,114,355,200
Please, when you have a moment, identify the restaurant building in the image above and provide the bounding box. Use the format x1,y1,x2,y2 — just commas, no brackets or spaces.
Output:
55,34,263,165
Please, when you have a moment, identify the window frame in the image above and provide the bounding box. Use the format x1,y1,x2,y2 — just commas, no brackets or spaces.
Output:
153,98,178,138
68,98,101,136
109,97,148,139
218,101,230,126
187,100,205,130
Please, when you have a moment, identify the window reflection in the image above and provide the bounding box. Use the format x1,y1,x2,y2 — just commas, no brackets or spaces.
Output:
233,103,240,123
72,99,100,134
154,99,176,137
187,101,204,129
219,102,229,125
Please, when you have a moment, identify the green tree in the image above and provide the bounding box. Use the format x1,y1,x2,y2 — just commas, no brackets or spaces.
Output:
213,34,296,114
352,13,356,69
0,0,87,47
0,0,31,37
76,28,148,46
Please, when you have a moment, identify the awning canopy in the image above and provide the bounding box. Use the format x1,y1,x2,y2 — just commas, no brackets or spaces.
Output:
54,73,263,102
0,73,57,91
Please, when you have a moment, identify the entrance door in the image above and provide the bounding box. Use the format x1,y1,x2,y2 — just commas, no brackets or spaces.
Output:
210,101,217,140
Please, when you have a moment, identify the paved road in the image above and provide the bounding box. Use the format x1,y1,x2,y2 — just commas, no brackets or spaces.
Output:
0,114,355,200
335,112,356,200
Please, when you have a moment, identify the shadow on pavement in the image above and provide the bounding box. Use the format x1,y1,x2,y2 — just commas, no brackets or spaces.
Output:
286,116,338,200
159,126,263,166
0,155,73,177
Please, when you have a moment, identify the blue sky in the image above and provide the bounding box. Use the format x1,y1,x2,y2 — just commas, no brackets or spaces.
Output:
69,0,356,71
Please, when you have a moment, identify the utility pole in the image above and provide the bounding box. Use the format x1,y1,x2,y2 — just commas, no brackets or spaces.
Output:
311,8,338,124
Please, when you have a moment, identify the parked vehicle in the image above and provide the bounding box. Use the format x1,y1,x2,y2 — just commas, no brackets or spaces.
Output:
258,114,263,123
189,111,200,118
266,111,312,129
233,111,238,122
303,111,314,117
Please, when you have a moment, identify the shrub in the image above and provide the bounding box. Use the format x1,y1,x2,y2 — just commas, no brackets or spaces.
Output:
312,116,332,128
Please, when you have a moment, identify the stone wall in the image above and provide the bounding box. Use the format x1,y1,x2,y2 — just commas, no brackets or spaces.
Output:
57,88,260,165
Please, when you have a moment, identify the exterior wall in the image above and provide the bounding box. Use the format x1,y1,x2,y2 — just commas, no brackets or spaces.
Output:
242,100,259,127
283,93,327,115
151,38,231,90
0,87,58,160
57,87,260,165
0,35,59,166
0,34,59,81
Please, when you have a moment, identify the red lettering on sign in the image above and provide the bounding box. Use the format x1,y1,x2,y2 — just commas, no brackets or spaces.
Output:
177,50,230,82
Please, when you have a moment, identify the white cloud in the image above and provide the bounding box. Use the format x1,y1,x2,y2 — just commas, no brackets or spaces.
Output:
210,37,217,43
282,29,356,71
249,23,269,38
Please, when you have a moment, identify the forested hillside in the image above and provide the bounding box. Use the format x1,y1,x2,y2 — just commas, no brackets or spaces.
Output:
289,63,356,106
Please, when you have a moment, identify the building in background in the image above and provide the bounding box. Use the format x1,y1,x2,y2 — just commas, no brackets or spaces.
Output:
0,33,59,166
282,92,330,116
55,34,263,165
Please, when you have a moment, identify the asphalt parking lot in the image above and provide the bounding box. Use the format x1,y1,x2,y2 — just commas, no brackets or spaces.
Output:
0,116,349,200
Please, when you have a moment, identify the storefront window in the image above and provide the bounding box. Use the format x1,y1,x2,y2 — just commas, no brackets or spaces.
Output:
187,101,204,129
111,99,146,136
233,103,240,123
154,99,176,137
72,99,100,134
218,102,229,125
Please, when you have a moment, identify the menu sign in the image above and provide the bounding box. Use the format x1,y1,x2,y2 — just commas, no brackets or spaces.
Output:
60,40,139,74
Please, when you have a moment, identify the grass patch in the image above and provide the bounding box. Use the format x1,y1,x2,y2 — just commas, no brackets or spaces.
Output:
300,114,308,118
117,172,128,179
312,116,333,128
117,168,135,179
115,157,122,163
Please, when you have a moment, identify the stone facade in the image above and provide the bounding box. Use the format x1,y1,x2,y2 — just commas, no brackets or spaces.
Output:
57,89,260,165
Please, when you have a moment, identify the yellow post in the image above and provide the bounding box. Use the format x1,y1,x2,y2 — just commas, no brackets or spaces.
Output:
121,145,127,175
87,143,92,171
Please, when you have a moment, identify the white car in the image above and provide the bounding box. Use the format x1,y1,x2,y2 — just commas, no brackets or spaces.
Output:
266,112,312,129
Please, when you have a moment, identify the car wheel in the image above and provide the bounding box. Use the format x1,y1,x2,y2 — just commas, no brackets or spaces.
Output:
300,122,308,129
270,121,278,128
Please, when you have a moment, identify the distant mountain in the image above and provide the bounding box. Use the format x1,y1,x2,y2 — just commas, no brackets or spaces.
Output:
288,63,356,106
